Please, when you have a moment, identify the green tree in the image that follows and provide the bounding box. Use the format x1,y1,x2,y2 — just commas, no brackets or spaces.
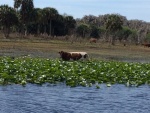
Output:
17,0,34,36
63,15,76,35
53,14,65,36
105,14,123,45
117,26,133,42
90,25,100,38
0,5,18,38
129,29,138,44
145,32,150,43
14,0,22,10
43,7,58,36
29,8,43,35
76,23,90,38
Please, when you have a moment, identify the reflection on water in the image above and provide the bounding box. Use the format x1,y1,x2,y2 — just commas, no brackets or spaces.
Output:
0,84,150,113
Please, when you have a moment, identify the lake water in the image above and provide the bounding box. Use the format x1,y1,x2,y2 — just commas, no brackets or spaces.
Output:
0,84,150,113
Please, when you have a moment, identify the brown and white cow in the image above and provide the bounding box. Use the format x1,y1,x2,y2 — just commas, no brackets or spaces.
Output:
59,51,88,61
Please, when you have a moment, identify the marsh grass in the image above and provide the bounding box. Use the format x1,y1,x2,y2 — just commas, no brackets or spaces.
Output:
0,56,150,87
0,35,150,62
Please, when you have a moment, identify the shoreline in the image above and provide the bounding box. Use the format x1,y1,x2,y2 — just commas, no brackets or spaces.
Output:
0,38,150,63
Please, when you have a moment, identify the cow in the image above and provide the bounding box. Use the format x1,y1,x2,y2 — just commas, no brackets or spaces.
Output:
59,51,88,61
89,38,97,43
142,43,150,47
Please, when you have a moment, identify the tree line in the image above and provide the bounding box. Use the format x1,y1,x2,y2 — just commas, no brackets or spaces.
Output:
0,0,150,45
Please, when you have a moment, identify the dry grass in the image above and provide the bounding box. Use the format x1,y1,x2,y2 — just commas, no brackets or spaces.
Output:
0,36,150,62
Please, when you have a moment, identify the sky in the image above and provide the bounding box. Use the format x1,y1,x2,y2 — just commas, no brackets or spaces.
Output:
0,0,150,22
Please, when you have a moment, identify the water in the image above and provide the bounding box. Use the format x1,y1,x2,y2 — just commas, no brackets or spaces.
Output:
0,84,150,113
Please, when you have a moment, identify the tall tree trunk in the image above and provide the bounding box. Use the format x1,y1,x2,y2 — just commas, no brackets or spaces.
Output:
3,26,10,38
111,35,115,45
49,19,52,36
44,24,47,36
24,25,27,36
37,24,40,36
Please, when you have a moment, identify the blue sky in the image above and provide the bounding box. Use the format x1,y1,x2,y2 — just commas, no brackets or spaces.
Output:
0,0,150,22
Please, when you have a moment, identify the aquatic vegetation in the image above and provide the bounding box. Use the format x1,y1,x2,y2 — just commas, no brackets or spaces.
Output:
0,56,150,87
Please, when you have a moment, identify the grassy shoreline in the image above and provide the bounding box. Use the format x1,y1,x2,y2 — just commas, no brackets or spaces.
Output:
0,38,150,62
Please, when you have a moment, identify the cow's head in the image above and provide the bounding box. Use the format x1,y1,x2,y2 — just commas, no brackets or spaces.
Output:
58,51,71,61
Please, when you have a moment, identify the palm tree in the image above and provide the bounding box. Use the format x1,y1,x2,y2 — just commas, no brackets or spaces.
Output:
63,15,76,35
43,7,58,36
51,14,66,36
30,8,43,36
105,14,123,45
16,0,34,36
14,0,22,11
0,5,18,38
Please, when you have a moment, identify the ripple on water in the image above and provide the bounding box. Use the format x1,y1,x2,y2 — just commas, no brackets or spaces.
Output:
0,84,150,113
